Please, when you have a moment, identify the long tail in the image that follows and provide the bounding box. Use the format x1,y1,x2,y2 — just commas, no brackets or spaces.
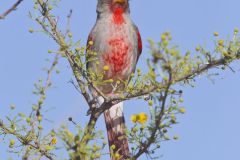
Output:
104,102,130,159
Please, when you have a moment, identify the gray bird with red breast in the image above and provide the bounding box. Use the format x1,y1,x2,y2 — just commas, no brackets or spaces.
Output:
86,0,142,159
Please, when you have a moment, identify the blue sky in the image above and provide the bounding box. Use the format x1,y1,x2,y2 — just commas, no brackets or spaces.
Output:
0,0,240,159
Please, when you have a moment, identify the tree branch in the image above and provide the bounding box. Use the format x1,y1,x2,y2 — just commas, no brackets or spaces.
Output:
0,0,24,19
35,55,59,117
0,120,54,160
132,73,172,159
106,56,231,105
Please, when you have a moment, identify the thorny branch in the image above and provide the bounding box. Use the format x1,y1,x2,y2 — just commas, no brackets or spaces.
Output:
96,56,234,114
35,55,59,117
0,0,24,19
0,49,59,159
132,73,172,159
36,0,106,104
0,121,54,160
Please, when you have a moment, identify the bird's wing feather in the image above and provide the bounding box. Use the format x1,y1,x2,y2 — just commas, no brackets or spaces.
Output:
134,25,142,61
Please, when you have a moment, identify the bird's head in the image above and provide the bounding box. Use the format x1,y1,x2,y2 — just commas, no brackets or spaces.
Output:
97,0,130,15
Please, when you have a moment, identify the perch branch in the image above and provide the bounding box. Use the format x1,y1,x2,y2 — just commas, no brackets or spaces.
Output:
0,0,24,19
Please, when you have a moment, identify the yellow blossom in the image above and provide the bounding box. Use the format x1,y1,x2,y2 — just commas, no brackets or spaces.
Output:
9,139,15,146
115,153,120,159
28,28,34,33
195,46,200,52
103,65,109,71
173,135,179,140
218,39,224,46
161,34,167,41
138,112,148,124
131,114,138,123
213,32,219,37
37,115,42,122
88,40,94,46
148,100,153,106
51,137,57,145
111,145,116,150
179,107,186,114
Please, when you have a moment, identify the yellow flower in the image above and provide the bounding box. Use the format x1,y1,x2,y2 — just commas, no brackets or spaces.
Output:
173,135,179,140
148,100,153,106
103,65,109,71
28,28,34,33
218,39,224,46
131,114,138,123
131,113,148,124
51,137,57,145
9,139,15,146
115,153,120,159
161,34,167,41
195,46,200,52
138,112,148,124
213,32,219,37
179,107,186,114
88,40,94,46
37,115,42,122
111,145,116,150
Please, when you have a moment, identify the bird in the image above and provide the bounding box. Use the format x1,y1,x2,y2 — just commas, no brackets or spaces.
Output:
86,0,142,159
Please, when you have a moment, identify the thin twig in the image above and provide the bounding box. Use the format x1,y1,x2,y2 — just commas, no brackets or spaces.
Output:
0,0,24,19
35,55,59,117
132,73,172,159
0,120,54,160
107,57,230,104
64,9,73,37
36,0,107,102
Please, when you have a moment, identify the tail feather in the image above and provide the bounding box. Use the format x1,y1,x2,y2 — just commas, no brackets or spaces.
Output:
104,102,130,159
97,97,130,159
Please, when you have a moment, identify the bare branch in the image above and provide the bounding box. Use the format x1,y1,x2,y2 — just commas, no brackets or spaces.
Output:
0,0,24,19
64,9,73,37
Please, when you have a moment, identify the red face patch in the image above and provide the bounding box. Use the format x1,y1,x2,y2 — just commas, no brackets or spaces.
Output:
112,8,125,25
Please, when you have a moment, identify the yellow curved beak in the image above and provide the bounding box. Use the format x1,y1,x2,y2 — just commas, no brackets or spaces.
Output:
113,0,126,4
